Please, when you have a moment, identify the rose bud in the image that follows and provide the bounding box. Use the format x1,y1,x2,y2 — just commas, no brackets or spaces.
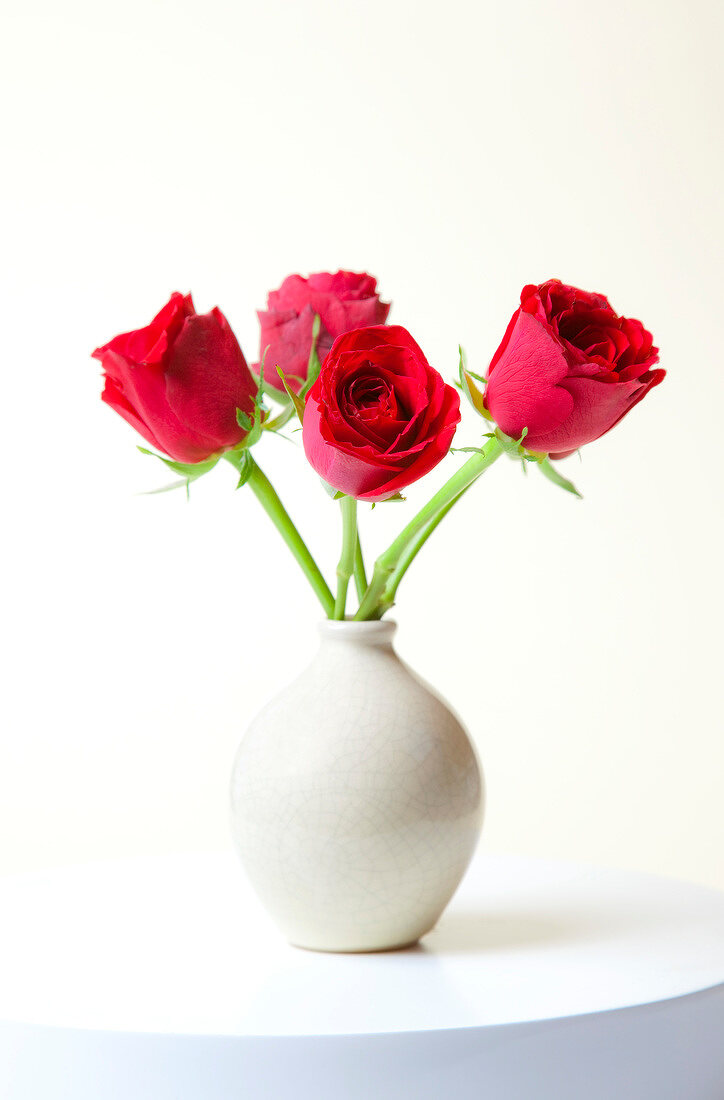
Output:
302,325,461,502
484,279,665,458
93,292,257,463
257,271,390,394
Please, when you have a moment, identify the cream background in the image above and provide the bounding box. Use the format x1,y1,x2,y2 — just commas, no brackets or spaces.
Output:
1,0,722,887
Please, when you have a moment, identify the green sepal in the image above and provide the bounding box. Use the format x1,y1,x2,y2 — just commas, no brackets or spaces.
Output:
263,315,322,435
454,425,539,459
538,457,582,498
223,447,256,489
494,425,582,495
233,450,254,488
230,361,268,453
263,402,296,433
296,313,322,400
260,386,291,409
141,478,193,499
248,363,278,409
458,346,492,420
334,490,405,504
319,478,346,500
277,368,307,424
254,325,318,408
494,426,530,455
137,447,220,480
262,375,304,414
250,346,281,407
305,313,322,391
136,447,221,499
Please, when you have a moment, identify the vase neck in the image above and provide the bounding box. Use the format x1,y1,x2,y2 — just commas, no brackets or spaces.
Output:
317,619,397,650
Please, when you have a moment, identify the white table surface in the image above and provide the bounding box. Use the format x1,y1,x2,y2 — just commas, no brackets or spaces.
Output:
1,852,723,1099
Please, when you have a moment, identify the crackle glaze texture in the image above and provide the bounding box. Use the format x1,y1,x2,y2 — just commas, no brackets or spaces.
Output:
230,620,484,952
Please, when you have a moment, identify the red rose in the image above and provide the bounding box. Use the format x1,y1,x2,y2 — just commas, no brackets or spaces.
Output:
484,280,665,458
302,325,460,502
93,293,257,463
257,271,390,393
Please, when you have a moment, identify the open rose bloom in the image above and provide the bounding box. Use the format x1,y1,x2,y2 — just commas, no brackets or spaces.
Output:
302,325,461,502
94,271,663,621
484,280,664,458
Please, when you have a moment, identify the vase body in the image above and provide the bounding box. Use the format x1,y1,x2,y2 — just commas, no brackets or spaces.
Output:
230,620,484,952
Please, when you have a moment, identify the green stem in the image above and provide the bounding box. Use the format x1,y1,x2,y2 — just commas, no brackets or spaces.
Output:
353,533,367,603
241,455,335,617
381,481,473,611
334,496,358,620
355,437,504,620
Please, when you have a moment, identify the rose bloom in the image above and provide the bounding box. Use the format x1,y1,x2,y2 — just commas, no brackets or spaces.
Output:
484,279,664,458
302,325,460,502
93,293,257,463
257,271,390,393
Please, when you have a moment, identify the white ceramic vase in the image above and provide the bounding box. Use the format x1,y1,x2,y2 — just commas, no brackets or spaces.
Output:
230,620,484,952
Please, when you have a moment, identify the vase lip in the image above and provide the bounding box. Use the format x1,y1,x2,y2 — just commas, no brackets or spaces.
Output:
317,618,397,642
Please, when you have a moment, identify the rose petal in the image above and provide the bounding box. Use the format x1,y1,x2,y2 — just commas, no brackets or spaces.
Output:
485,311,575,439
524,371,663,453
164,308,256,451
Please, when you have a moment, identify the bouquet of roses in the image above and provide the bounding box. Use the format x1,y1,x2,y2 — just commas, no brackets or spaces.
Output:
92,272,664,621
